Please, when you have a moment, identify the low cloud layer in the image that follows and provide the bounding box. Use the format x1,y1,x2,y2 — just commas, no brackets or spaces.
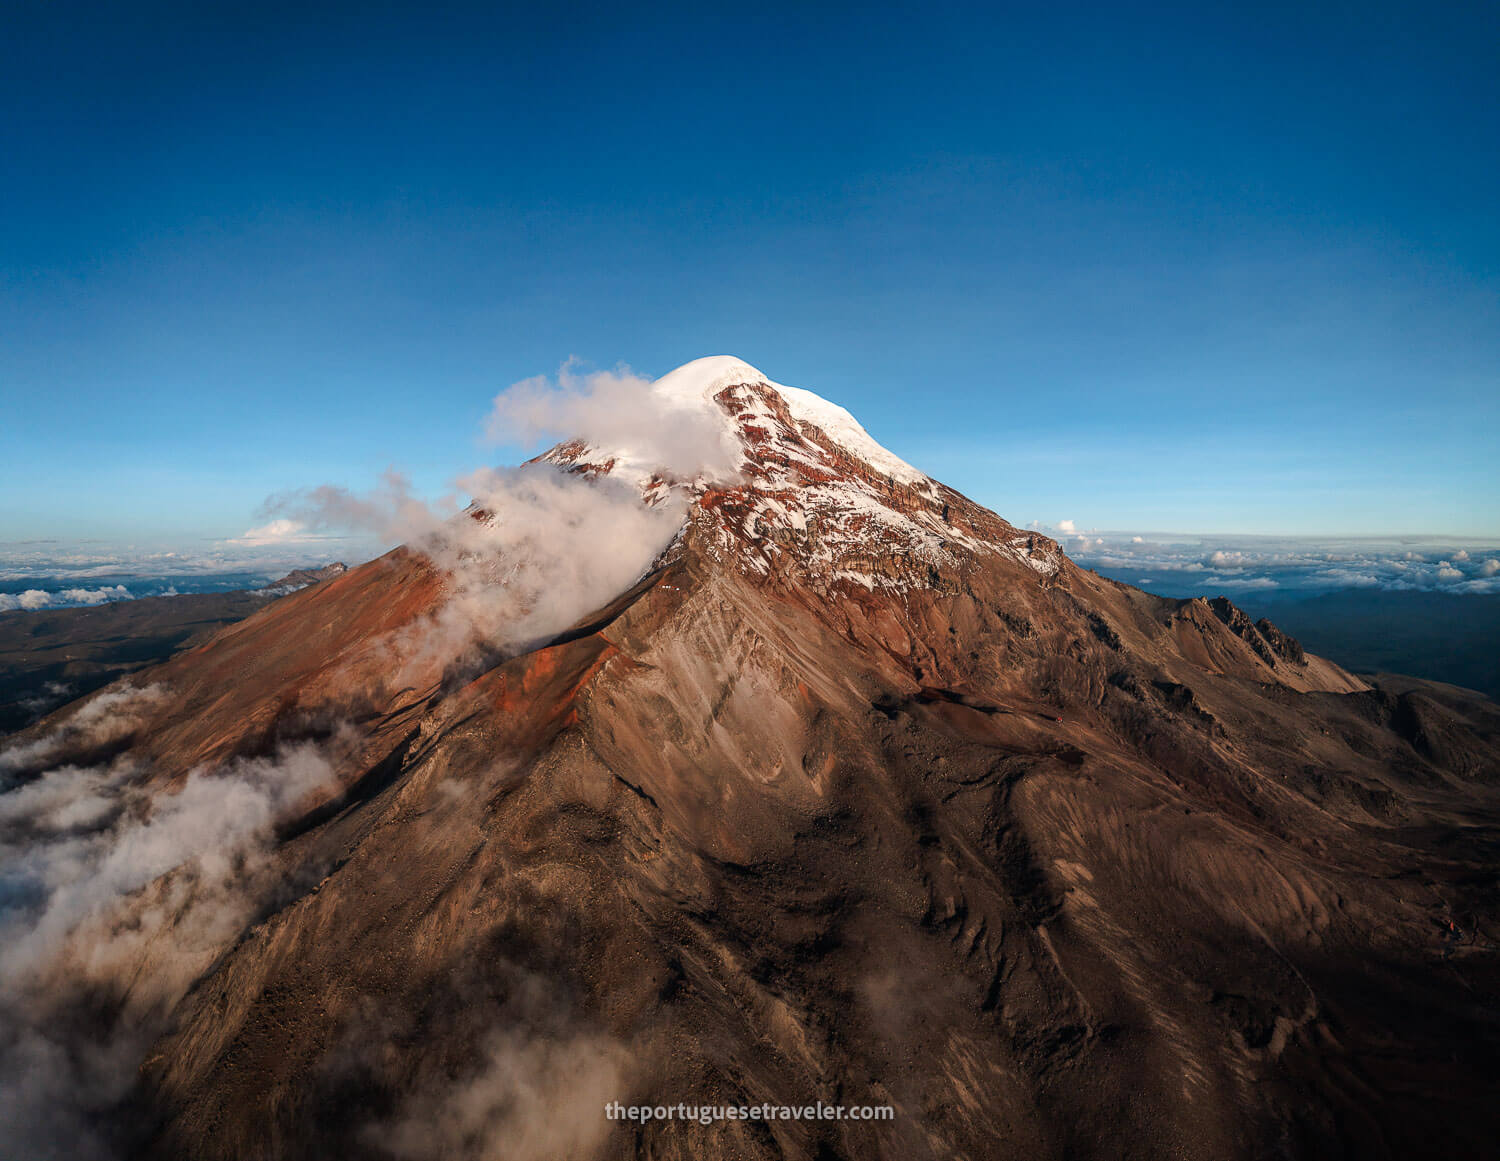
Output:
1033,525,1500,598
0,584,132,613
0,541,372,614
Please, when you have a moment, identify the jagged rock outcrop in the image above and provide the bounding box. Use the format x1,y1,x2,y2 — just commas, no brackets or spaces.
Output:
1255,617,1306,664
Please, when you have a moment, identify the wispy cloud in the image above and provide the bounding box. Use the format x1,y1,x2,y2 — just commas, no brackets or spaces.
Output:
259,360,747,675
0,690,350,1159
484,359,741,482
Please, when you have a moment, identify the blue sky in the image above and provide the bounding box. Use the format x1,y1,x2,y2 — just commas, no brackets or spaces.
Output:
3,0,1497,544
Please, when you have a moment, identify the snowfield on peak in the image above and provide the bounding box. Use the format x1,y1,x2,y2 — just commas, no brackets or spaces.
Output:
648,356,928,486
538,356,1065,592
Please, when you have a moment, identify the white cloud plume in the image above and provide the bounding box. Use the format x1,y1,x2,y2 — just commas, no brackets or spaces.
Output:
263,361,752,676
484,360,741,483
266,463,686,677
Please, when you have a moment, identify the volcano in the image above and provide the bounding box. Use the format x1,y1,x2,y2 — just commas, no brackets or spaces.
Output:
3,358,1498,1161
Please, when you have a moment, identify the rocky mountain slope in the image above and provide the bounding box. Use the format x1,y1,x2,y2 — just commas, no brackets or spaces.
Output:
2,359,1497,1161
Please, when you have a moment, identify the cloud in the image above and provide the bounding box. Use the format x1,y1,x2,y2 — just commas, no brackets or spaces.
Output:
1059,533,1500,599
1056,519,1077,534
484,360,741,483
262,469,454,548
1207,575,1279,590
423,465,686,663
262,362,754,677
230,517,335,545
0,541,369,591
265,463,686,677
374,1021,628,1161
1453,577,1500,594
0,739,339,987
1309,568,1384,588
1,684,171,780
0,584,131,613
0,718,348,1160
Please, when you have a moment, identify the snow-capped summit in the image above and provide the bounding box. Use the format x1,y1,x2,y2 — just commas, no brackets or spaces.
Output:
542,357,1065,593
647,356,927,486
648,355,769,403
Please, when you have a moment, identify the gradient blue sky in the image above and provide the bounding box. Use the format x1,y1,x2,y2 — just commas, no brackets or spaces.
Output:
3,0,1497,543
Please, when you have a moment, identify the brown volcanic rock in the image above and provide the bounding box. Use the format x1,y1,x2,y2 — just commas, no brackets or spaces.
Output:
7,359,1500,1161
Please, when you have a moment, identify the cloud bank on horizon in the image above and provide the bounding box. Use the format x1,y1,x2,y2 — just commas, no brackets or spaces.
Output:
0,541,377,613
7,530,1498,616
1036,523,1500,598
